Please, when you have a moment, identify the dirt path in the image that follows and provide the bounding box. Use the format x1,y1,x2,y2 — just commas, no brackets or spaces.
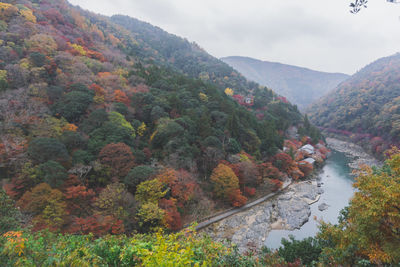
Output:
195,180,292,230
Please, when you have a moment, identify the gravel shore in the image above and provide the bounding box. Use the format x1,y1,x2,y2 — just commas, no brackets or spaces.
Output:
326,138,382,170
202,181,323,253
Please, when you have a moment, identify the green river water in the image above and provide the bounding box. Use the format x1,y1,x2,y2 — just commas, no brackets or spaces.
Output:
265,150,355,249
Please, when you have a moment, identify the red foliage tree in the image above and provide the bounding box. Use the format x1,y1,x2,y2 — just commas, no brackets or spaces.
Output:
69,214,124,236
277,96,288,103
288,165,304,180
155,168,197,208
298,161,314,177
42,8,65,25
228,189,247,207
259,162,281,180
86,50,106,62
295,150,307,161
90,83,105,96
244,186,256,197
270,179,283,192
3,177,34,200
159,198,182,231
284,139,301,151
64,185,95,216
171,169,198,206
273,153,295,173
99,143,135,178
143,147,152,160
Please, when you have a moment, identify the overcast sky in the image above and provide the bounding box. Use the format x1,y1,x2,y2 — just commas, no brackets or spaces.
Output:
69,0,400,74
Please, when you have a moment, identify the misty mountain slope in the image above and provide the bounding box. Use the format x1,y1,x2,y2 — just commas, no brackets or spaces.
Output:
308,53,400,155
111,15,259,95
221,56,349,110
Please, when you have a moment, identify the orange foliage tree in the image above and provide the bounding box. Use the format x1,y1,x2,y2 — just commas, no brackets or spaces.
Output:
288,165,304,180
171,169,198,206
298,161,314,177
155,168,197,207
228,189,247,207
99,143,135,178
114,89,130,105
210,163,246,206
17,183,67,231
210,163,239,199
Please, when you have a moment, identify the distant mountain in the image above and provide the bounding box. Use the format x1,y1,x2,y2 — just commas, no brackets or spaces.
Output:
308,53,400,156
221,56,349,110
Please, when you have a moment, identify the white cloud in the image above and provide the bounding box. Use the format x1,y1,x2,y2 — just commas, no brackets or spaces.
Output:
69,0,400,74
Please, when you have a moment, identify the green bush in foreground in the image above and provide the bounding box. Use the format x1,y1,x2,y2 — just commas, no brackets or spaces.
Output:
0,227,231,266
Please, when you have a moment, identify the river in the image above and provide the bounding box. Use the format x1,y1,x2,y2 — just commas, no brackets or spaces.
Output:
265,149,356,249
202,138,381,252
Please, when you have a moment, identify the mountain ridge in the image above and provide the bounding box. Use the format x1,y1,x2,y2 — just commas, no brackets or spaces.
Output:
308,52,400,157
221,56,349,110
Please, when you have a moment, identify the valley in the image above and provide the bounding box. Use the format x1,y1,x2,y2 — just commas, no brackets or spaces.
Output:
221,56,349,110
201,138,381,252
1,0,400,266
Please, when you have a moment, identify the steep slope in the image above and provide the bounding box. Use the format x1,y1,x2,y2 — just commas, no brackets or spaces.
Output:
221,56,349,110
111,15,261,95
0,0,322,235
308,53,400,155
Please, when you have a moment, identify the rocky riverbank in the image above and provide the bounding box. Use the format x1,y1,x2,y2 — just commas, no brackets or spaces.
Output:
326,138,382,170
202,180,323,252
202,138,379,253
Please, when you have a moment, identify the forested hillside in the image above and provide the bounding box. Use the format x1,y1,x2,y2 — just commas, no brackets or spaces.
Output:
221,56,349,110
0,0,325,236
308,53,400,156
2,150,400,265
111,15,260,95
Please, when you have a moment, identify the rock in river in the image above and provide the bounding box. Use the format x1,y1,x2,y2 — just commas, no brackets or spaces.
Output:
277,194,311,230
201,180,324,252
318,203,329,211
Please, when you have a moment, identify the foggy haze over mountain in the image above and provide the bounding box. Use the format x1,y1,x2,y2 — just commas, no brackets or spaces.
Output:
69,0,400,74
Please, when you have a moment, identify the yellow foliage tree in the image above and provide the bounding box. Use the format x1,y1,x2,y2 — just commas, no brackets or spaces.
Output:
26,34,58,55
225,87,234,96
199,92,208,102
210,163,239,200
62,123,78,132
317,148,400,265
137,202,165,228
137,122,147,137
0,3,18,21
0,70,7,80
135,179,168,204
19,9,36,23
69,43,87,56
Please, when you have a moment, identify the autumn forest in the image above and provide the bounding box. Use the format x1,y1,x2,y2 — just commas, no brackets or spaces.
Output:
0,0,399,266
